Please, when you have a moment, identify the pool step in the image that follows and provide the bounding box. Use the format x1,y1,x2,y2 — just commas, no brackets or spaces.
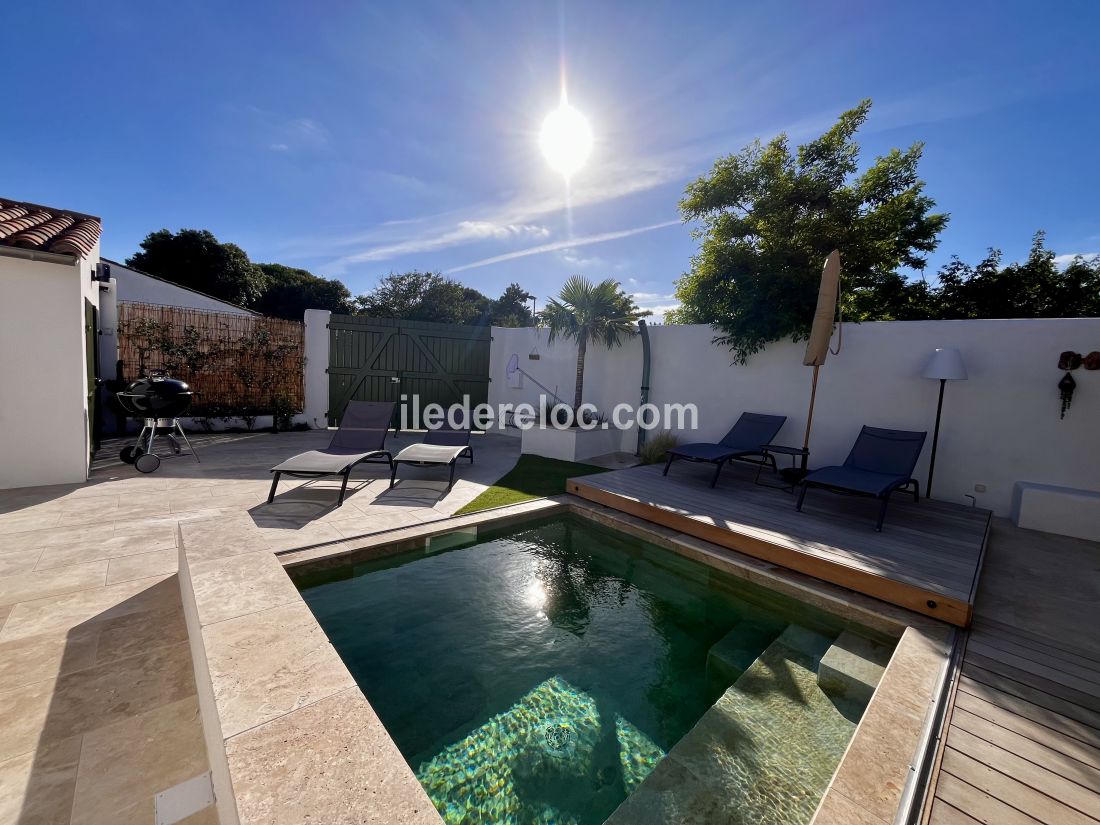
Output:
705,618,785,685
607,624,856,824
770,622,835,662
817,629,894,706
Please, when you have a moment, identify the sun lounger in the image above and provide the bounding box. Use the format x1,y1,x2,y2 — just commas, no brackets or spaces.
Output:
663,412,787,487
267,400,395,506
389,422,473,491
796,426,927,531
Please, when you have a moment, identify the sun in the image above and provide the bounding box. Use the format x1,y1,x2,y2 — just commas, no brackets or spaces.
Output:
539,102,593,179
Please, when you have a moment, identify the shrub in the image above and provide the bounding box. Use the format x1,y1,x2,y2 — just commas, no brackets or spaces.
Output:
639,431,679,465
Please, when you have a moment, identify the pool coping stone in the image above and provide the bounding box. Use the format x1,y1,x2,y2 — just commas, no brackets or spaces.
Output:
177,494,952,825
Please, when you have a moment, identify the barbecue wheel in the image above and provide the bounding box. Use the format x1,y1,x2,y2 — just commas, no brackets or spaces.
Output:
120,446,137,464
134,453,161,473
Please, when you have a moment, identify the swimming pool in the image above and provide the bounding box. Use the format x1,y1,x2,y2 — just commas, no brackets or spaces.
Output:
294,513,896,824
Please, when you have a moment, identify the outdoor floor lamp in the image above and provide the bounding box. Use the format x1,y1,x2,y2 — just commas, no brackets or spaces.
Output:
923,347,968,499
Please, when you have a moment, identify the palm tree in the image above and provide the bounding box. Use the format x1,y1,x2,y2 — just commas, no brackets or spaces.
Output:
542,277,649,410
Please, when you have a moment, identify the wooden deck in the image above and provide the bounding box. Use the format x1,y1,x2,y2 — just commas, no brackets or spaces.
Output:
924,523,1100,824
568,462,991,626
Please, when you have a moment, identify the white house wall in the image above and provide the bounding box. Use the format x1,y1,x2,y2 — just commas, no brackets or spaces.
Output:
107,260,257,316
0,250,98,489
489,319,1100,516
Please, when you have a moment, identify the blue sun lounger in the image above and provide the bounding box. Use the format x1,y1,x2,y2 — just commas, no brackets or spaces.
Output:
662,412,787,487
796,426,927,531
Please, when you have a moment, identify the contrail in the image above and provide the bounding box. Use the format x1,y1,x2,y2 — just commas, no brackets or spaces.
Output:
446,220,681,274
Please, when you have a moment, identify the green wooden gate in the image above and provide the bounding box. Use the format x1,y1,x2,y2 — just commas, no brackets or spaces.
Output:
327,316,491,425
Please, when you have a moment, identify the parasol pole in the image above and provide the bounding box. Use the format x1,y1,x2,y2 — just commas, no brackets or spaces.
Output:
802,365,820,468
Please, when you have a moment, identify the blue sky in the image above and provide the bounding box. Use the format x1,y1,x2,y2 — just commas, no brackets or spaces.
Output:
3,1,1098,319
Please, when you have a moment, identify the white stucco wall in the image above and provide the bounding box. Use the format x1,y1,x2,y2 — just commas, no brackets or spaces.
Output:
303,309,331,429
0,246,101,489
105,259,257,316
489,319,1100,516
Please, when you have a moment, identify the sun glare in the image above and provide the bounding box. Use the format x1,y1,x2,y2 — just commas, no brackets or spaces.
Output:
539,102,593,179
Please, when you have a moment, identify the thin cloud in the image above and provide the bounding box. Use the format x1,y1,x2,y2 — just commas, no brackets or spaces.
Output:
224,104,330,153
631,292,680,323
560,248,605,268
447,220,681,274
1053,252,1099,267
281,157,686,267
641,304,681,322
332,221,551,268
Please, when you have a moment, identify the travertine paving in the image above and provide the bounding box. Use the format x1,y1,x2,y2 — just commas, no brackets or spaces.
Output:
0,430,520,824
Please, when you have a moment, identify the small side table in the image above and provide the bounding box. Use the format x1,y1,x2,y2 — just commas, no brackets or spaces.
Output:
754,444,809,493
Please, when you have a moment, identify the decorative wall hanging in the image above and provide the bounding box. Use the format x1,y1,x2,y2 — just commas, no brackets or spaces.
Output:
1058,350,1083,370
1084,351,1100,370
1058,372,1077,419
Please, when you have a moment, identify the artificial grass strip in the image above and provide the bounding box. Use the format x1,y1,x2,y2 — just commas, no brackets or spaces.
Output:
455,454,606,514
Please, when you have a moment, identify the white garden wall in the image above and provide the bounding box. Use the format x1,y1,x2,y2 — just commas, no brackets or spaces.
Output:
489,319,1100,516
303,309,331,429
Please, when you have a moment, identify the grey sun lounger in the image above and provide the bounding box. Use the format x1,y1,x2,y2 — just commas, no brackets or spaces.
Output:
796,426,927,532
268,400,396,506
389,423,473,491
662,412,787,487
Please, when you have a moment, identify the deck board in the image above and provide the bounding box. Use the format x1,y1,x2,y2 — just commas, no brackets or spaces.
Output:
568,462,990,625
925,523,1100,825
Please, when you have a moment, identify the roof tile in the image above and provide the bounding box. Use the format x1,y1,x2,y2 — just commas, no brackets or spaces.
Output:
0,197,101,259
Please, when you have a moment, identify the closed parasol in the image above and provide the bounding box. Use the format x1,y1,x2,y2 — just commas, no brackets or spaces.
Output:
796,250,842,476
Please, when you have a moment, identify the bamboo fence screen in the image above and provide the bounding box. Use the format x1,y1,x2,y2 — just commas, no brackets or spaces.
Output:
116,302,304,416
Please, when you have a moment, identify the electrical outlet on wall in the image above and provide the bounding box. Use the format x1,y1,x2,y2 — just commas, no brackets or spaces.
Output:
974,483,987,493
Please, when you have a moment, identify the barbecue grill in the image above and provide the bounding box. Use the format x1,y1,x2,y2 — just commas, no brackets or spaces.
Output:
114,374,200,473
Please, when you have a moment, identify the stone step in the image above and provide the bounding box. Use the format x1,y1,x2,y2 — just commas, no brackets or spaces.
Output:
607,624,857,825
705,618,786,686
772,622,836,664
817,629,894,706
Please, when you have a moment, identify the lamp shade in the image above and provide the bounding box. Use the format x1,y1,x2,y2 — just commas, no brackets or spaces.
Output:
923,347,967,380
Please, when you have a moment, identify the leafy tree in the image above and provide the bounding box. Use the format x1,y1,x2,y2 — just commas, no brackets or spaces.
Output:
253,263,353,319
416,279,492,325
354,271,535,327
127,229,268,307
490,283,535,327
668,99,948,362
355,271,462,320
542,277,649,410
928,232,1100,319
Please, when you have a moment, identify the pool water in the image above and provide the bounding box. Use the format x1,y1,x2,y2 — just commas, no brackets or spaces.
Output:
295,515,895,825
